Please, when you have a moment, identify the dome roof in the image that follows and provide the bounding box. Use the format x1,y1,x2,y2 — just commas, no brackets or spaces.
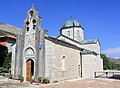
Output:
62,19,82,28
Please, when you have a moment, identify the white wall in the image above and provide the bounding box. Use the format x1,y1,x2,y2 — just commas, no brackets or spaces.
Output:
11,44,16,77
82,54,103,78
45,39,54,79
45,39,81,81
61,27,84,42
61,28,74,39
80,41,101,58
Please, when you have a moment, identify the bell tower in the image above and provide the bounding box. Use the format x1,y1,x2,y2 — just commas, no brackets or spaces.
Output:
22,4,43,80
24,4,42,32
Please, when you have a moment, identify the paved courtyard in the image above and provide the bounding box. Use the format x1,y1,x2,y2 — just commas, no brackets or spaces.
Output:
41,78,120,88
0,76,120,88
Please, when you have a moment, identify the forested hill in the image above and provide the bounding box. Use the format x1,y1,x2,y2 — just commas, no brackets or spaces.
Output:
0,23,22,36
114,59,120,64
101,54,120,70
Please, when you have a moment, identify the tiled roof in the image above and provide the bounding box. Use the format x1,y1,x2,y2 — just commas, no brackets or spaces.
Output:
45,36,98,55
45,36,83,51
0,35,16,39
81,39,98,44
82,49,98,55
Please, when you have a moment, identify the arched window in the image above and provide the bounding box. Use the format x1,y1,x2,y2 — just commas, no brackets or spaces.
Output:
67,31,70,36
33,19,36,29
62,56,65,71
77,30,79,36
26,21,29,31
30,10,33,17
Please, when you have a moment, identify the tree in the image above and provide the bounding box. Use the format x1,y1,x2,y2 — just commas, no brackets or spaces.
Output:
101,54,109,70
2,52,12,71
101,54,120,70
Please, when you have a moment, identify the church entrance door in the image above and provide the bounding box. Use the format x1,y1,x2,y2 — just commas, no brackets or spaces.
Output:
26,59,34,81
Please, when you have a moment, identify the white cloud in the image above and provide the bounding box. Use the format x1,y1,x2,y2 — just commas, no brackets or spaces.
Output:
102,47,120,59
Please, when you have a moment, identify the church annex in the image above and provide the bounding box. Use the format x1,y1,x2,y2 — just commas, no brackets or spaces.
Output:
11,5,103,81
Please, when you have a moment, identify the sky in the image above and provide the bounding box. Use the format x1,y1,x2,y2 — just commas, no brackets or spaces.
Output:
0,0,120,59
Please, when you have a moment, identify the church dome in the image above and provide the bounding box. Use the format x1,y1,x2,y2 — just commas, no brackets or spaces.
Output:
62,18,82,29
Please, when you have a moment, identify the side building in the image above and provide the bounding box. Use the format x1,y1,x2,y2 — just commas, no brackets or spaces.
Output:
11,5,103,82
0,23,21,69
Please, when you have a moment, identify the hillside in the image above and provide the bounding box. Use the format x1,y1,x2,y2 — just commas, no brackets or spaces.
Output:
0,23,22,36
114,59,120,64
101,54,120,70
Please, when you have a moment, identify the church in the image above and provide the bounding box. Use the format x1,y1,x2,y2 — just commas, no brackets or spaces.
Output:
11,5,103,81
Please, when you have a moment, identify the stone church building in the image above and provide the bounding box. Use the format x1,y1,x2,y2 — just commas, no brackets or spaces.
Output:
11,5,103,81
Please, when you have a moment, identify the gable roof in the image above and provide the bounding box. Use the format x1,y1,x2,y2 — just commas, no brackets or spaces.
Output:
45,36,98,55
57,34,82,45
58,34,100,45
81,39,101,47
45,36,82,51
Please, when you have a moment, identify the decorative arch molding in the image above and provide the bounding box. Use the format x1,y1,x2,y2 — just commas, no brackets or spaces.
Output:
26,57,35,62
26,58,34,62
25,47,35,58
24,45,36,52
24,45,36,56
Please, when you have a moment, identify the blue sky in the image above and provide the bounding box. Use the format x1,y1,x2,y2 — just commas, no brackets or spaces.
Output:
0,0,120,59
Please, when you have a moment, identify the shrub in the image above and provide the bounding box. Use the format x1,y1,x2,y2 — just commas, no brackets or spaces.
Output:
0,67,8,73
38,77,44,81
37,77,44,83
43,78,50,84
18,75,24,81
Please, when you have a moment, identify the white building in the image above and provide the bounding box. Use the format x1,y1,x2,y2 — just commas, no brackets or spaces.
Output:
11,5,103,81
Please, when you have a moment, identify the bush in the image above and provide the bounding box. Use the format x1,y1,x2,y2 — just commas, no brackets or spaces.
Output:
2,52,12,71
38,77,44,81
18,75,24,81
43,78,50,84
0,67,8,73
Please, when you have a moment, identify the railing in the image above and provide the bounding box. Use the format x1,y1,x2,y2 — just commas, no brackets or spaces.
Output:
94,70,120,78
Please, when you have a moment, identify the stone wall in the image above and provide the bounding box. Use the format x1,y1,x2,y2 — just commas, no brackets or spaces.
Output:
45,39,81,81
11,44,16,77
82,54,103,78
52,41,80,81
45,39,54,79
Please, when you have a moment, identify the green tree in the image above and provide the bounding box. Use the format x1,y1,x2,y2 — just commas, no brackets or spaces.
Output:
101,54,120,70
2,52,12,71
101,54,109,70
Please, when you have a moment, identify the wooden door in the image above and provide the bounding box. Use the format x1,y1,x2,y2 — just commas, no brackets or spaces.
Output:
26,60,31,81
